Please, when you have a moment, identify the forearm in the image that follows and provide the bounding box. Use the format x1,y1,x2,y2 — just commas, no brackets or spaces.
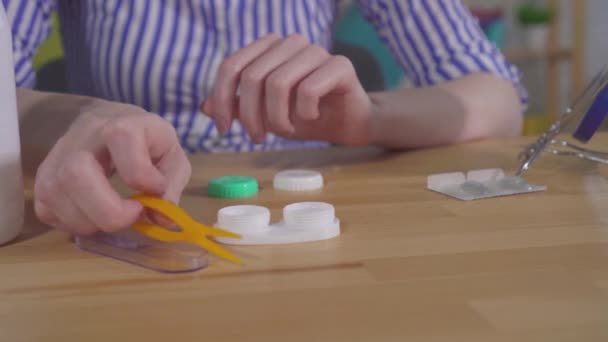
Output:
17,88,101,176
18,88,153,177
18,88,100,149
368,73,523,149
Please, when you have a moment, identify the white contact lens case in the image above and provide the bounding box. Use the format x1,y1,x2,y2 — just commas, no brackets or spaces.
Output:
213,202,340,245
427,168,546,201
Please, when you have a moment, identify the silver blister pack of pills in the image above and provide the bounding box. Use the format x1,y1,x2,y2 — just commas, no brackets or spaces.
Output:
427,168,546,201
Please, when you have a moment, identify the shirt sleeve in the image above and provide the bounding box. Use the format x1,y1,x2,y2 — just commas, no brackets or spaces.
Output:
2,0,55,88
357,0,528,109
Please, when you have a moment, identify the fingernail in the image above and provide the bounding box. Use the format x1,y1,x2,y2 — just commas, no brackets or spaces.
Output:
254,131,265,143
216,121,225,134
162,190,181,206
213,116,223,132
220,117,231,133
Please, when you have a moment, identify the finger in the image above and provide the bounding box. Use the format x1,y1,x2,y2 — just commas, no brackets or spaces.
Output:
209,33,281,133
239,34,309,142
264,45,331,133
58,151,143,232
34,135,72,179
101,115,177,194
201,98,213,118
146,125,192,228
49,124,117,178
142,145,191,229
33,200,60,227
156,144,192,204
33,152,69,227
295,55,359,121
42,189,98,235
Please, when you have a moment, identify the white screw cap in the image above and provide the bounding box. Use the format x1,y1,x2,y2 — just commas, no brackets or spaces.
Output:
213,201,340,245
217,205,270,234
283,202,335,227
273,169,323,191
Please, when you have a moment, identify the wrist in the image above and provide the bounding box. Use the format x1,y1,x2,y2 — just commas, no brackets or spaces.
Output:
76,98,148,130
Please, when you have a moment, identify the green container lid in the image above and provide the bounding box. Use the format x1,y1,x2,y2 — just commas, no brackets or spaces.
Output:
207,176,259,198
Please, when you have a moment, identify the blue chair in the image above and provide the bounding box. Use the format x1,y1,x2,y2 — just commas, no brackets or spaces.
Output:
332,2,404,90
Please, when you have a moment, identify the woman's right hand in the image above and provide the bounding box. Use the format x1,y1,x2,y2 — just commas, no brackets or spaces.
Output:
33,100,191,235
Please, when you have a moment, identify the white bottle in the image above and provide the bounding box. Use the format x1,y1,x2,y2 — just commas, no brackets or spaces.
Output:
0,5,24,245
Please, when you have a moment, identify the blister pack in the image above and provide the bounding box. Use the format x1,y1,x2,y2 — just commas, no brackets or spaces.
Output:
427,168,546,201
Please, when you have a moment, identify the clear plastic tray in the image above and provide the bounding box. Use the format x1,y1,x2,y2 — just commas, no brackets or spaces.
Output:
74,228,208,273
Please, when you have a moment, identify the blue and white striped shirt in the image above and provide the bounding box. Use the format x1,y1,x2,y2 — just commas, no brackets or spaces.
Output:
3,0,527,153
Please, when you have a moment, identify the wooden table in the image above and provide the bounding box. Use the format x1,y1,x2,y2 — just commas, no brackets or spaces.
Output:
3,135,608,341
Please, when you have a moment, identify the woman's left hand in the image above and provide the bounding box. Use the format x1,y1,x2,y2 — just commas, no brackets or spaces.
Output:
202,33,372,146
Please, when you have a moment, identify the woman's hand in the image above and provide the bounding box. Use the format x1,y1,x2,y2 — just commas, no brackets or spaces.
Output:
203,33,372,146
33,100,191,235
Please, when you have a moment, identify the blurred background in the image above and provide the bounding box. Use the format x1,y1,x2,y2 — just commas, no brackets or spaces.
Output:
32,0,605,136
462,0,600,135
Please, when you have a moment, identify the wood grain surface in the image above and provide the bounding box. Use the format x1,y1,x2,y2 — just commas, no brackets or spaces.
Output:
3,134,608,341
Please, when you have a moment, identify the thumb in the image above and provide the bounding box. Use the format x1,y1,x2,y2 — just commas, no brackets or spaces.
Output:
145,144,192,229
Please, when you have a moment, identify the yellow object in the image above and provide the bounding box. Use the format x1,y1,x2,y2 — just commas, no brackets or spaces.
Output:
129,194,242,264
523,114,553,136
32,12,64,70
